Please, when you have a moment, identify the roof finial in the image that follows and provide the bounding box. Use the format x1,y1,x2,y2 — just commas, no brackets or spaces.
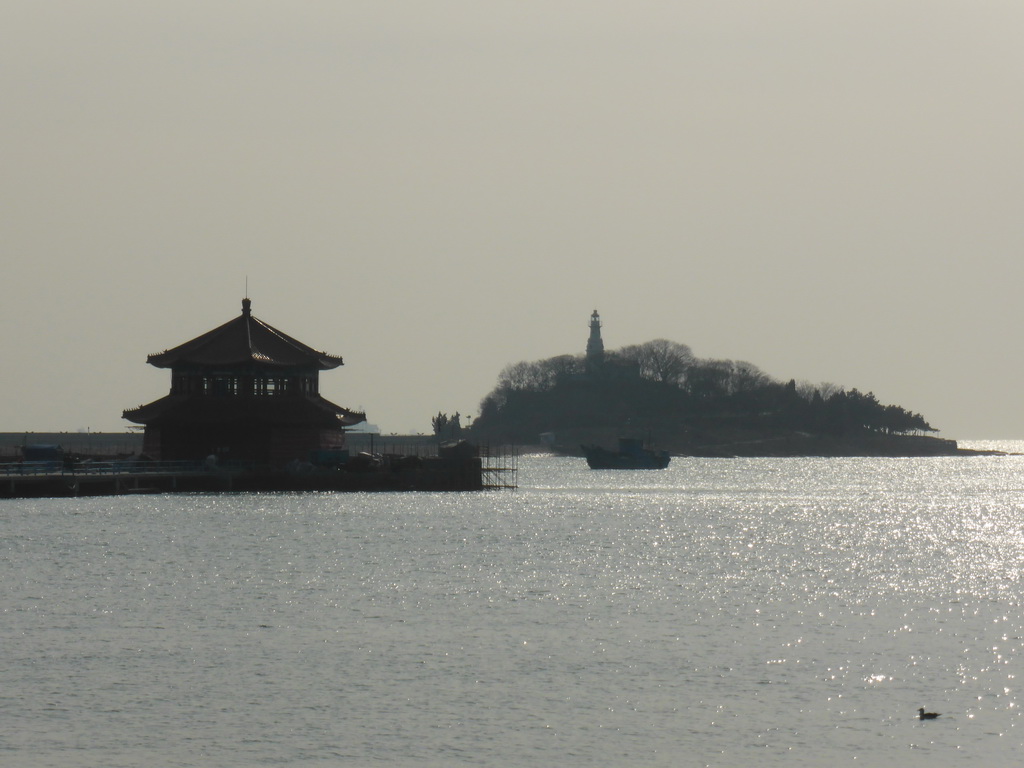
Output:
242,297,252,316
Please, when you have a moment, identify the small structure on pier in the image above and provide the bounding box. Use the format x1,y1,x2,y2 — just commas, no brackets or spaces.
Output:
123,298,365,466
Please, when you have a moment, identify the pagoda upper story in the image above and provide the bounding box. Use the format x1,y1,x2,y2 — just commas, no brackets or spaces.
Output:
125,297,362,409
141,297,345,399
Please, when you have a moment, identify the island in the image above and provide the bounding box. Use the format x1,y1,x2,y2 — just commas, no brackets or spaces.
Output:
467,311,993,457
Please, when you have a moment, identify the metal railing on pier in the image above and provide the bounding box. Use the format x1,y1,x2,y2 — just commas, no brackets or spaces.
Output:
0,459,222,478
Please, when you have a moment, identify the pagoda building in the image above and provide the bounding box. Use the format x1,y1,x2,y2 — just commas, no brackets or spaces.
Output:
123,298,365,466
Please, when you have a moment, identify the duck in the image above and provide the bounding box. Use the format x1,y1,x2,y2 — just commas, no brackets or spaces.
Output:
918,707,940,720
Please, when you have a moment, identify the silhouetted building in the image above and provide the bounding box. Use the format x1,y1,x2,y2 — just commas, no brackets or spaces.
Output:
123,298,365,466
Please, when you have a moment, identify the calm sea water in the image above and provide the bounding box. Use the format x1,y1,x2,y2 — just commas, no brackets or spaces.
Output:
4,443,1024,767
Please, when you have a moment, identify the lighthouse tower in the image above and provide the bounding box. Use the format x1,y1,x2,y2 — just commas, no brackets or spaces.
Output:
585,310,605,374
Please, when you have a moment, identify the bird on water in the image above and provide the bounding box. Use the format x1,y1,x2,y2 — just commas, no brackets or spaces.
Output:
918,708,940,720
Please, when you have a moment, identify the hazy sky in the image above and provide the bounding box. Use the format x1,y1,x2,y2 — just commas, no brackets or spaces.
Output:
3,1,1023,438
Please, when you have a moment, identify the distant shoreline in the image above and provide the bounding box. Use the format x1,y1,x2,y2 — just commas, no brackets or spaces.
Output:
525,429,1011,459
0,431,1013,461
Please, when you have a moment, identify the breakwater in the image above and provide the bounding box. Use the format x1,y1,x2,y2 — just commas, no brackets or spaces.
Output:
1,440,517,498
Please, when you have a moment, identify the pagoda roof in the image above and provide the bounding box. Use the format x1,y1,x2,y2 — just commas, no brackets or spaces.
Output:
123,392,367,427
147,298,344,370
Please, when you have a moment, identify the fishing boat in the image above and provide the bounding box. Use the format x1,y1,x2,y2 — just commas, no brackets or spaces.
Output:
581,438,671,469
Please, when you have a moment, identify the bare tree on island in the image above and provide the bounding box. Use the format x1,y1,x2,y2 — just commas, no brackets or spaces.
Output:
616,339,693,386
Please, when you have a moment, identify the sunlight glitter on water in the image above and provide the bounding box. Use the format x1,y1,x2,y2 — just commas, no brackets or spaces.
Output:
5,449,1024,766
